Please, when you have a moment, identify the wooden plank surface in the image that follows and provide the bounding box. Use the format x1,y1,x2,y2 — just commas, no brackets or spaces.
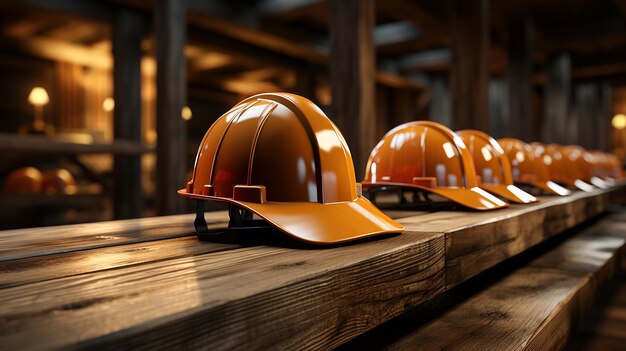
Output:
0,212,227,262
349,217,625,351
0,187,619,349
444,189,610,288
566,272,626,350
0,230,444,350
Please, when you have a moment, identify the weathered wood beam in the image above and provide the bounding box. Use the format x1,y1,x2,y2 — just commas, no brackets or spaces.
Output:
155,0,187,215
0,35,111,69
346,220,625,349
113,8,144,219
115,0,421,91
330,0,376,175
0,186,619,349
507,13,533,140
448,0,490,131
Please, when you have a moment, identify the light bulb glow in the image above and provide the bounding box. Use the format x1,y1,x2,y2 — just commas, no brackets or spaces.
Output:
28,87,49,106
102,97,115,112
612,114,626,129
182,106,192,121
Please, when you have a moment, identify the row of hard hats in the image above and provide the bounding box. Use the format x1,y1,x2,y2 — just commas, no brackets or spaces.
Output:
179,93,622,245
362,124,623,210
4,167,77,195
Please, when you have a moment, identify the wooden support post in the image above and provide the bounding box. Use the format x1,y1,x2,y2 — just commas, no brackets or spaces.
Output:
572,82,613,150
598,83,612,151
542,54,571,144
508,14,533,140
112,9,144,219
489,79,509,138
428,74,452,126
330,0,376,176
294,63,318,105
155,0,187,215
448,0,490,131
573,83,598,149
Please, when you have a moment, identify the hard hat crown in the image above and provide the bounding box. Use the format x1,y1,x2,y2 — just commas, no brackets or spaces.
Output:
188,92,356,204
499,138,543,184
364,121,478,189
457,130,511,186
180,92,404,244
458,131,537,204
362,121,508,210
499,138,570,196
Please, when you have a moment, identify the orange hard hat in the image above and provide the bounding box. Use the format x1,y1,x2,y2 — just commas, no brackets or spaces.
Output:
42,168,77,195
531,143,576,189
178,92,403,244
361,121,508,210
498,139,570,196
606,154,624,180
589,151,609,180
3,167,42,194
558,145,604,191
457,130,537,204
589,150,615,189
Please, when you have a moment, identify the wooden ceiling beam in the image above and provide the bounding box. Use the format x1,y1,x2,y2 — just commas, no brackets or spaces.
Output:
376,0,449,42
0,35,111,69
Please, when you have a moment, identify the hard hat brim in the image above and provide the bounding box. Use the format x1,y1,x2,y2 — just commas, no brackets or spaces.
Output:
532,180,573,196
572,179,596,192
590,176,611,189
178,189,404,244
361,182,509,210
480,184,538,204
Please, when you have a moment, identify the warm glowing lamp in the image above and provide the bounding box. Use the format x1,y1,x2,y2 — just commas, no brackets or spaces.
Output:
612,114,626,130
24,87,53,135
182,106,192,121
102,97,115,112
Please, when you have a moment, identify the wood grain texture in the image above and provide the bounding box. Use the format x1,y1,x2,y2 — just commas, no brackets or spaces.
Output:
566,273,626,350
0,237,238,288
0,231,444,350
444,190,610,288
0,212,228,262
0,187,620,350
382,229,625,351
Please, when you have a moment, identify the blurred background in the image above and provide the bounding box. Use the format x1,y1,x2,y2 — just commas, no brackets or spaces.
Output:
0,0,625,229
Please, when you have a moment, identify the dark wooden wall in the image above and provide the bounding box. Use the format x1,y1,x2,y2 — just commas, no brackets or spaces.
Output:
329,0,377,175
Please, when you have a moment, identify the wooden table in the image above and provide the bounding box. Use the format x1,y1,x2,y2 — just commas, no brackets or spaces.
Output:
0,188,618,350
